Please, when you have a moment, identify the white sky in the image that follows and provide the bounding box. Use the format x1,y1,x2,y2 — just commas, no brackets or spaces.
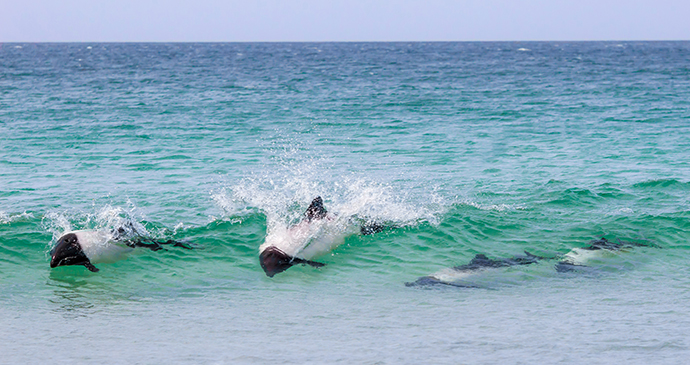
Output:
1,0,688,42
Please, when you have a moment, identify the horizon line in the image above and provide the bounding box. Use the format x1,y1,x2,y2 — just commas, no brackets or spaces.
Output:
3,39,690,44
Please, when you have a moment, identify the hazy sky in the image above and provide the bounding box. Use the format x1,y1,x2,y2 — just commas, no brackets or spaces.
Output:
1,0,688,42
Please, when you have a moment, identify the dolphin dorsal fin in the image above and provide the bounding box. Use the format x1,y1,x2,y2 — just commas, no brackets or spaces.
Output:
304,196,327,221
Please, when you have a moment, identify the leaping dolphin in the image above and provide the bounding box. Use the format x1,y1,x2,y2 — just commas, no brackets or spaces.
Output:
50,222,191,272
259,196,388,277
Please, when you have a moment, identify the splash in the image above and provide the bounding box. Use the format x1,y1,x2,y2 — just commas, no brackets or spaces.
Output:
42,201,151,243
0,211,34,224
211,152,448,262
461,199,526,212
212,158,444,230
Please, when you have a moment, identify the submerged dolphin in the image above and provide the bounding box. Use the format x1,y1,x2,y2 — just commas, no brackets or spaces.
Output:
555,237,653,273
406,251,544,287
50,222,190,272
259,196,387,277
407,237,656,287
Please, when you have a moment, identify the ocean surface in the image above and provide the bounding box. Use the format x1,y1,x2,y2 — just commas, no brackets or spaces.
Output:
2,42,690,364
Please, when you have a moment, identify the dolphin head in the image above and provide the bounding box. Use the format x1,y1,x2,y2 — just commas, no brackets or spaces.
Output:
259,246,296,277
50,233,99,272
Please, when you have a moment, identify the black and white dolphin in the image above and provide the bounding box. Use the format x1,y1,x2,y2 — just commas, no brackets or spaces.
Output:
259,196,387,277
555,238,653,273
406,251,544,287
407,238,656,287
50,223,189,272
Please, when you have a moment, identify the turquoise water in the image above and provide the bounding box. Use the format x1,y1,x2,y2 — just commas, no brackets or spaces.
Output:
2,42,690,363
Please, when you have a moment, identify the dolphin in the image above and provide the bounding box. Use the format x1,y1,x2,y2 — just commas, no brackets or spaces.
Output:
407,238,656,287
259,196,388,277
49,222,190,272
405,251,544,287
555,237,653,273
